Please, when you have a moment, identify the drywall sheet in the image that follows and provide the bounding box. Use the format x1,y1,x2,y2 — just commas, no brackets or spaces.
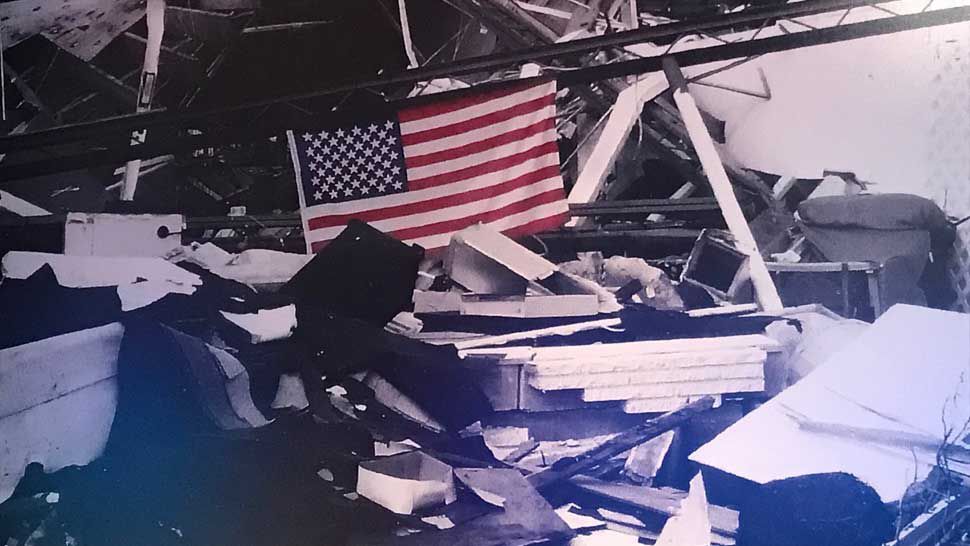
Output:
690,304,970,502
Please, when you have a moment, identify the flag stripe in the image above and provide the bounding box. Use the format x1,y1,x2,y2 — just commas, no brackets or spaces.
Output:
400,95,552,147
380,189,565,244
301,153,560,217
409,140,559,191
382,201,568,251
307,175,564,241
399,82,552,133
402,104,556,157
406,130,554,181
397,80,538,124
306,164,561,231
309,195,568,252
405,117,556,170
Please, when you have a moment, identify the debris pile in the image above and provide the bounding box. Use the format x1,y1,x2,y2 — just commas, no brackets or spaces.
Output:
1,217,968,546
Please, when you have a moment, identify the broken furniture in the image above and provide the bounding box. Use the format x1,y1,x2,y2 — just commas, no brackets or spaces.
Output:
795,193,957,314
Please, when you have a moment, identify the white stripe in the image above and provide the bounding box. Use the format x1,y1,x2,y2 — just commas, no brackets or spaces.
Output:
406,200,569,249
406,130,556,181
301,153,559,217
402,104,556,157
306,175,563,242
399,81,555,134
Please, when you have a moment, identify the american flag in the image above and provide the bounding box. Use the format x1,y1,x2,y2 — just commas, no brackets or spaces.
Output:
287,79,568,253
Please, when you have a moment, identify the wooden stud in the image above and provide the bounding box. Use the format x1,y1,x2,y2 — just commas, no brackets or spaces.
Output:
662,57,783,312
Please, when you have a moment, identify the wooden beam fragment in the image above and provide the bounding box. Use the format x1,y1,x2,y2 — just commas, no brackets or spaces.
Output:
569,476,739,537
662,58,782,312
526,396,715,490
566,72,668,221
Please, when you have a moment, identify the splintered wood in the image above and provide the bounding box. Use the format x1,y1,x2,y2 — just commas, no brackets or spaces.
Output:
522,334,779,413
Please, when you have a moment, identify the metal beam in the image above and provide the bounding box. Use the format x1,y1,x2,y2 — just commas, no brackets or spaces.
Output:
0,3,966,158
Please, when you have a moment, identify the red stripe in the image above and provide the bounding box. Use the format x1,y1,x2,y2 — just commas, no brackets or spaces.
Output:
306,164,562,231
499,213,569,241
397,80,540,123
309,197,567,253
409,140,559,191
405,117,556,170
386,188,565,242
400,95,552,147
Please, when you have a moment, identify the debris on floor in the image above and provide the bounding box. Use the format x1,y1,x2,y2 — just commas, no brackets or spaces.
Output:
1,218,968,546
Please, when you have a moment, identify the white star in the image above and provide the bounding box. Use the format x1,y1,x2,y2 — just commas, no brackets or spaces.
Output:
362,134,373,144
377,183,387,192
393,181,403,190
314,190,323,200
368,123,379,132
363,148,374,157
391,166,401,175
302,132,313,141
384,120,394,130
338,143,348,154
365,162,376,171
349,164,360,174
351,179,361,188
384,174,395,184
390,151,400,160
335,180,345,190
378,129,388,138
361,186,371,195
344,187,354,196
336,128,346,138
329,189,339,199
352,126,363,136
382,160,391,169
311,138,322,149
311,176,321,186
329,136,340,147
353,140,365,151
319,130,329,139
341,158,350,168
321,145,331,155
324,159,334,170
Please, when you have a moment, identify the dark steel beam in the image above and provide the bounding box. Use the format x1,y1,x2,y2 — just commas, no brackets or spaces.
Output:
0,0,917,155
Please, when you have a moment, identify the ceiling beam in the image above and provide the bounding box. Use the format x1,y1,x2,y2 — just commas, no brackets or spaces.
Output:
0,1,964,157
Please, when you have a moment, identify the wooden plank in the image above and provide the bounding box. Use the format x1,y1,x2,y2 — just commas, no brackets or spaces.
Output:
566,73,669,217
569,476,739,537
662,58,782,312
581,377,764,402
528,334,779,360
526,396,715,490
529,362,766,390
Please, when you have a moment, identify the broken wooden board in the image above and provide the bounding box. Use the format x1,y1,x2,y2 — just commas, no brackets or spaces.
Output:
529,362,765,390
526,346,769,376
568,476,739,538
580,377,764,402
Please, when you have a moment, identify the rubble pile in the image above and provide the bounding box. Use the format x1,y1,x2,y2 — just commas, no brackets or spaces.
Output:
1,219,968,546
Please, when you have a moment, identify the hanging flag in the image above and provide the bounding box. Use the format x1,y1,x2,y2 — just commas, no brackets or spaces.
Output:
287,79,568,253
